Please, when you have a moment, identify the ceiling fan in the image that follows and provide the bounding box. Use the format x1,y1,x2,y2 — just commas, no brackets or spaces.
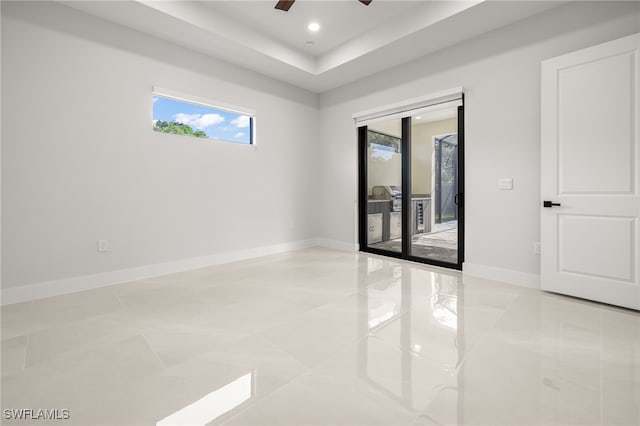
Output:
275,0,372,12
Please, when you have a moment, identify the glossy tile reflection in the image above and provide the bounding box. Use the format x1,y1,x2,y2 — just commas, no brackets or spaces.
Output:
157,372,254,426
1,248,639,425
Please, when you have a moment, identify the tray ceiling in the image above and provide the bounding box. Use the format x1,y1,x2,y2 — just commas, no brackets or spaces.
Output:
62,1,564,93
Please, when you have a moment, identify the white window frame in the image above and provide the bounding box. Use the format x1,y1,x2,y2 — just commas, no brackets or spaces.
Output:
152,86,257,146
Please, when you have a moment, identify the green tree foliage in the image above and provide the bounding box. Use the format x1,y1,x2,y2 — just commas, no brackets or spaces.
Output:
153,121,208,138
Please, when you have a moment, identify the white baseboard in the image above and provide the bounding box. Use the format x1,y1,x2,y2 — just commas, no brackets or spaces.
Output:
314,238,358,252
1,239,317,306
3,243,541,305
463,262,540,289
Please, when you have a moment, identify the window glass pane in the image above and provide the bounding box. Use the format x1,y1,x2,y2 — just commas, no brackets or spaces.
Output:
409,108,459,264
366,120,403,253
153,94,253,144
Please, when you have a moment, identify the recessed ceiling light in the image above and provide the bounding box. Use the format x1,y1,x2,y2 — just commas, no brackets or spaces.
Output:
415,116,422,120
308,22,320,32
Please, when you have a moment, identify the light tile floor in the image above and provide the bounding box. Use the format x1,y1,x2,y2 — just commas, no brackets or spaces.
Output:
1,248,639,425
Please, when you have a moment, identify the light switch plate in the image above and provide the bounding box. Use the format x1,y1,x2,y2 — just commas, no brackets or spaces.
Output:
97,240,109,252
498,178,513,190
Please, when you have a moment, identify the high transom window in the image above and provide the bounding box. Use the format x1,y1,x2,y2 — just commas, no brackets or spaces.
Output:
152,88,255,145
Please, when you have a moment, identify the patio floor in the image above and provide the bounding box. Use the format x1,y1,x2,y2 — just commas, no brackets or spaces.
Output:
368,221,458,264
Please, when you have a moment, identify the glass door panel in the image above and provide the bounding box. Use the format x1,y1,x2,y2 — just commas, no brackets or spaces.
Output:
366,118,403,253
408,109,459,264
358,101,464,270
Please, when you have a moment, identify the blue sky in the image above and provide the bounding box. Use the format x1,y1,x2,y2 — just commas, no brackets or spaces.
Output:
153,95,251,144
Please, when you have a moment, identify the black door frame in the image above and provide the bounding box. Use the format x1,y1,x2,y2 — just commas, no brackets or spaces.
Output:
358,104,465,270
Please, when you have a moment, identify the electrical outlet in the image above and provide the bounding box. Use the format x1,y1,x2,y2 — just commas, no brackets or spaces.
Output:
97,240,109,252
534,242,541,255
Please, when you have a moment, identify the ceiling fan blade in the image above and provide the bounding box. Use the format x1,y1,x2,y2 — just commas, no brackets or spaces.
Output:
359,0,372,5
275,0,295,11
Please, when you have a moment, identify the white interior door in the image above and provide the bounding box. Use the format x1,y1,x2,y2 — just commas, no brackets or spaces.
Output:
541,33,640,310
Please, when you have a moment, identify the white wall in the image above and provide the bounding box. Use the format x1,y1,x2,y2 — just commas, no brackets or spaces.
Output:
1,2,319,293
318,1,640,283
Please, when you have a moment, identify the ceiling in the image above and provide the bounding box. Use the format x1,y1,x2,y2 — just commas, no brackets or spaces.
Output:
204,1,422,57
62,0,564,93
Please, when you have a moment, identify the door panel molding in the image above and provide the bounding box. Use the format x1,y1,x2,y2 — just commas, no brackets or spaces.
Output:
541,33,640,310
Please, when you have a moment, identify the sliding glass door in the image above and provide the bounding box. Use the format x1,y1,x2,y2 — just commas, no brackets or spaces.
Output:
358,104,464,270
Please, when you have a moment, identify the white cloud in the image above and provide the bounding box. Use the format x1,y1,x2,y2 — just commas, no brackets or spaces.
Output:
174,113,224,130
152,97,159,103
234,132,245,138
231,115,250,128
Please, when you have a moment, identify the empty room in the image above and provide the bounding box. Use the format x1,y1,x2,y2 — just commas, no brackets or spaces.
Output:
1,1,639,425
